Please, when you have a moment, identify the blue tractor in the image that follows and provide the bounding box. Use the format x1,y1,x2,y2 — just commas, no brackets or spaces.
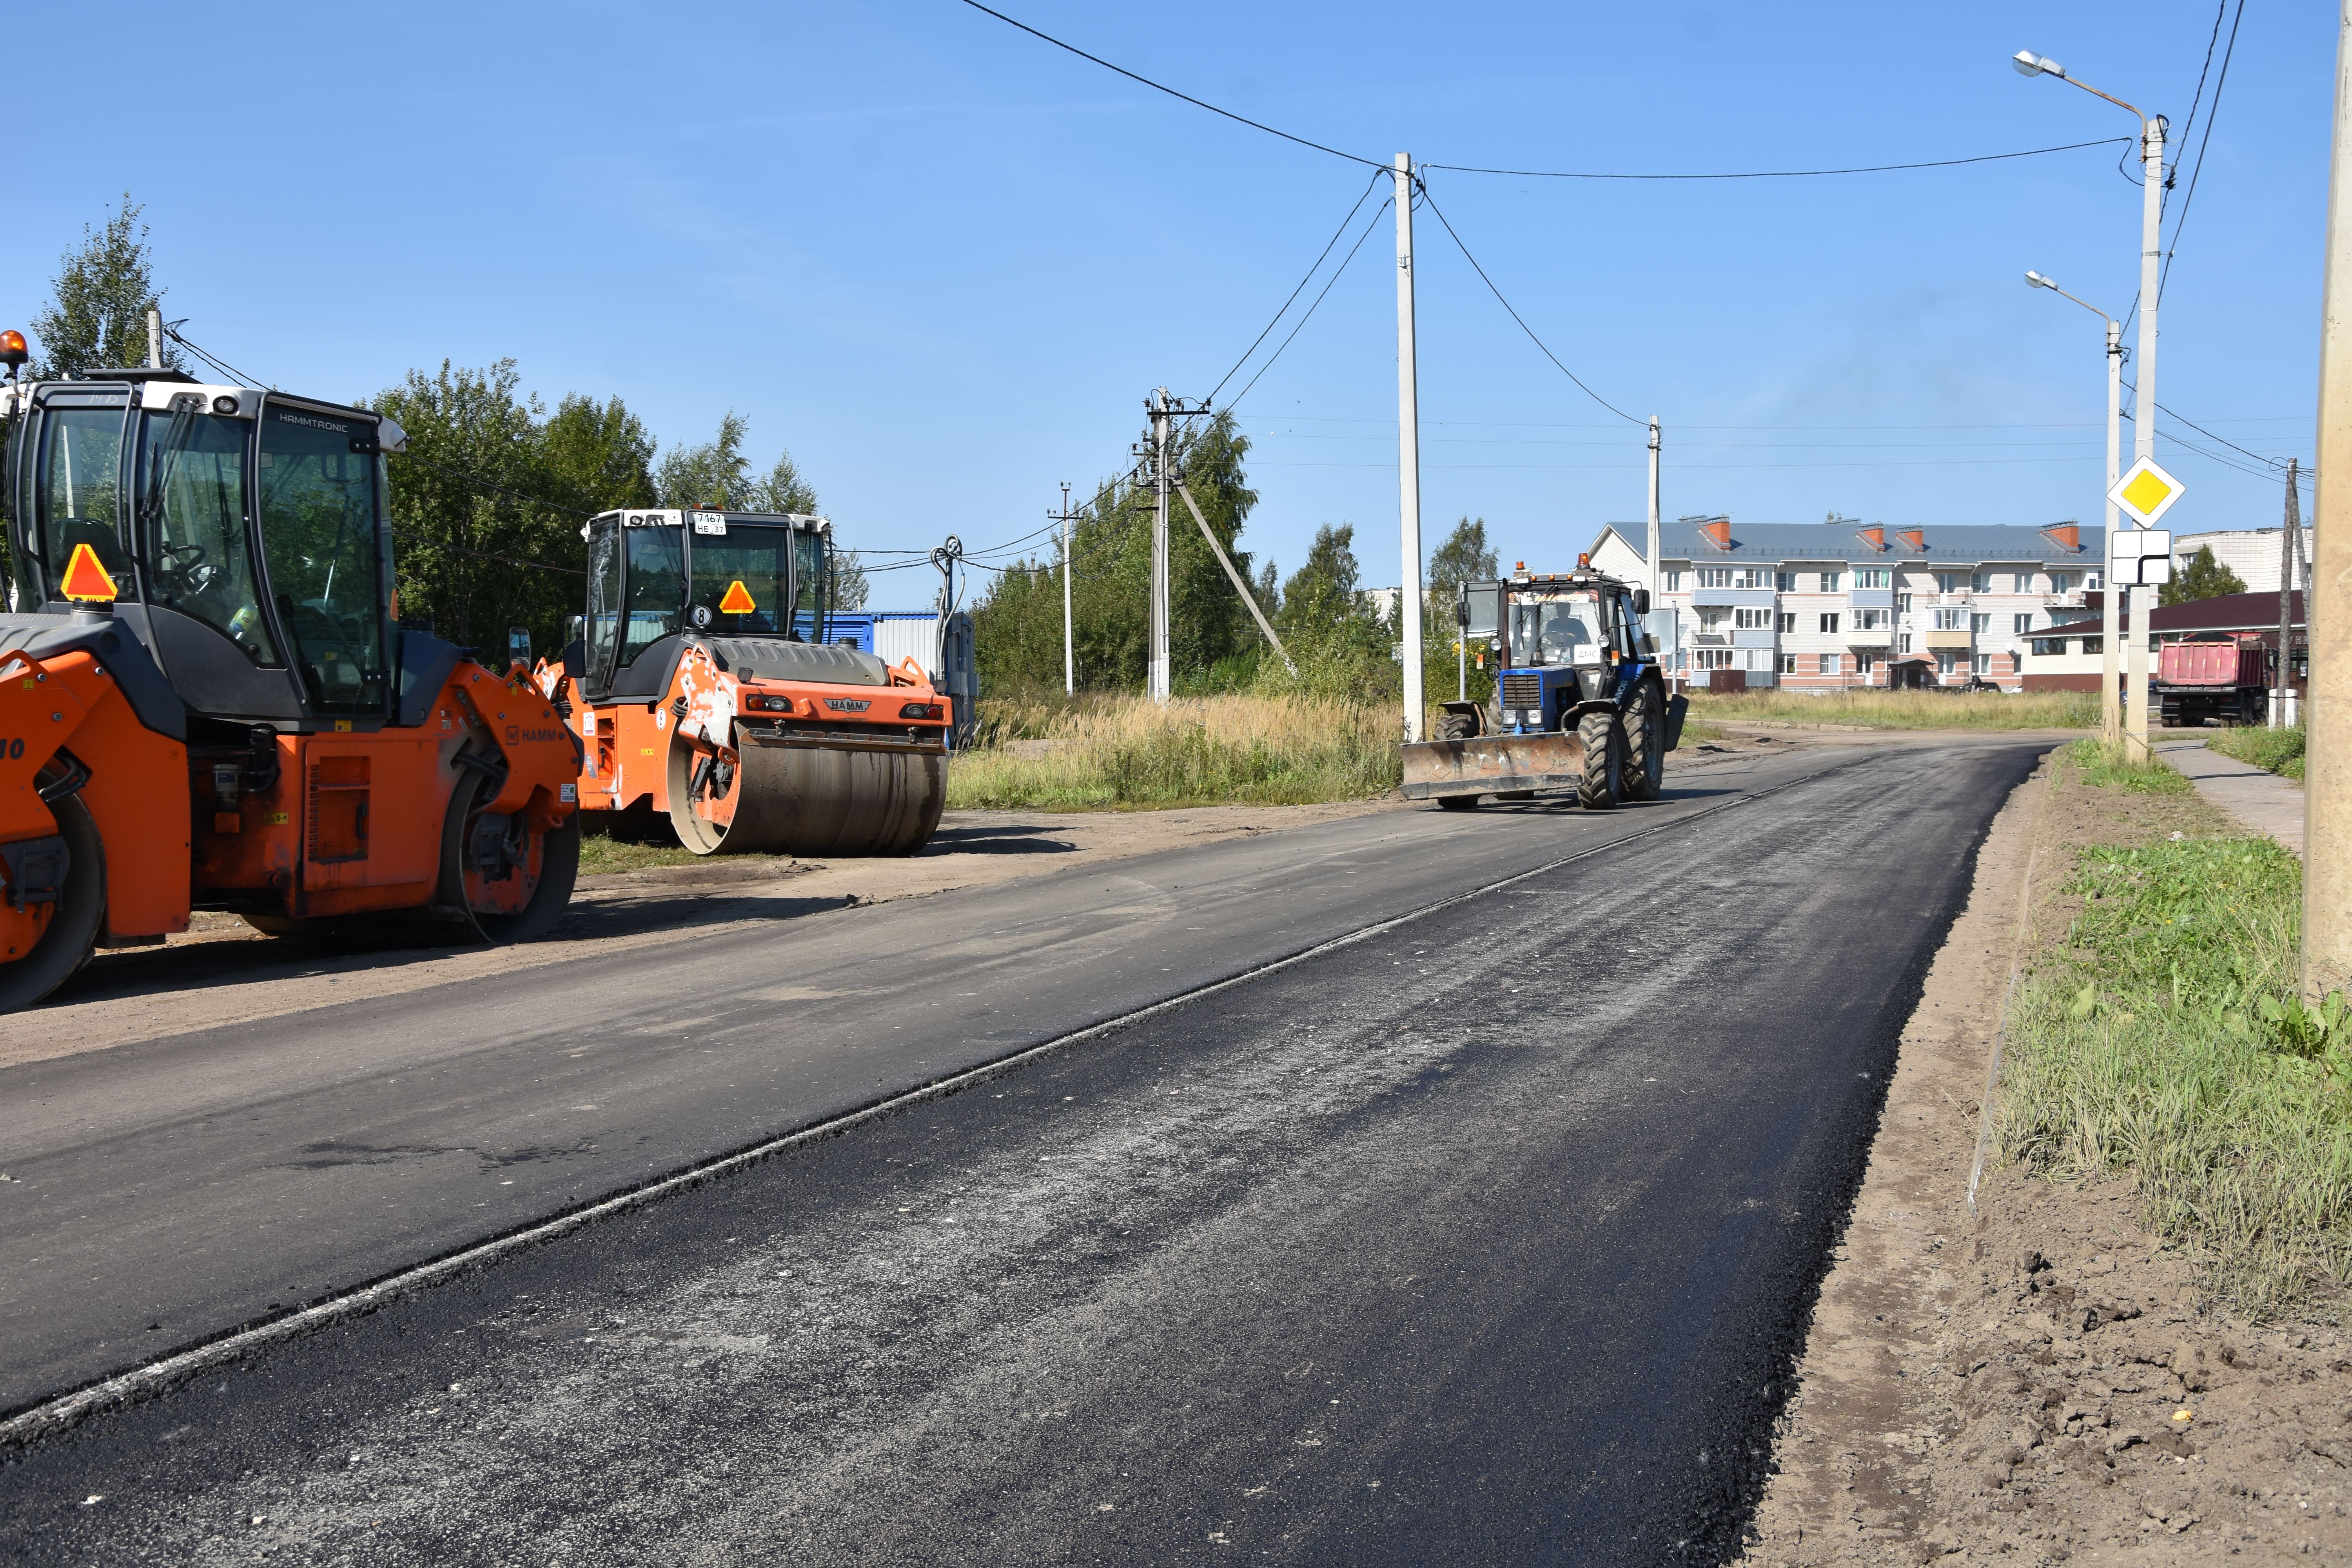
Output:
1402,562,1686,810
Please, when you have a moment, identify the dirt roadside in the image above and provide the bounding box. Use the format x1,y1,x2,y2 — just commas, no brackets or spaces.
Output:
1740,748,2352,1565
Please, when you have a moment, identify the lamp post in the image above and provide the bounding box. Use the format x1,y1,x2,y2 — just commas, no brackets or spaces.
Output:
2026,269,2125,746
2016,50,2165,763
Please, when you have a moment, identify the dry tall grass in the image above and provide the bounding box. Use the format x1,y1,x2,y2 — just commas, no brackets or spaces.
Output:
1688,687,2098,730
950,693,1401,811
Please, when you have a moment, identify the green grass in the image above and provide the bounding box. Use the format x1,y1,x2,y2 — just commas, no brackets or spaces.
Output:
1999,823,2352,1318
2066,737,2194,794
575,834,706,876
2206,723,2307,782
947,693,1401,811
1687,688,2098,730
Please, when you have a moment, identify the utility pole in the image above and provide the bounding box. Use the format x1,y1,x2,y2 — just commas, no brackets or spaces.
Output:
2121,111,2166,765
1646,417,1661,602
2309,0,2352,1004
1050,481,1078,696
145,305,162,371
1149,388,1172,704
2102,321,2126,744
1395,152,1425,743
2280,461,2301,728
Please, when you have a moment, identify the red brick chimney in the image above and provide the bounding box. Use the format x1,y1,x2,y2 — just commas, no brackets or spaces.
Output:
1697,517,1733,550
1856,525,1886,552
2041,522,2082,552
1896,528,1926,553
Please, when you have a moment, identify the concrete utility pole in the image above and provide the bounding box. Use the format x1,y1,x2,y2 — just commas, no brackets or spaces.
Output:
145,305,162,371
2308,0,2352,1004
1395,152,1425,744
1646,417,1662,600
2279,461,2301,728
1149,388,1172,704
1051,482,1078,696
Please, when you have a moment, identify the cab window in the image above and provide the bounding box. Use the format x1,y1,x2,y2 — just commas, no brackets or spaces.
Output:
36,407,129,594
140,413,277,664
586,518,624,683
258,407,384,712
621,525,683,664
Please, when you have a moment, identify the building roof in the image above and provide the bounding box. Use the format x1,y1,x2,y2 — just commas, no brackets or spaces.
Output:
1593,519,2110,567
2149,590,2305,634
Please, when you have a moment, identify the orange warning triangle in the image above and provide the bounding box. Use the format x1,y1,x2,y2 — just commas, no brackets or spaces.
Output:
57,542,116,603
718,579,757,615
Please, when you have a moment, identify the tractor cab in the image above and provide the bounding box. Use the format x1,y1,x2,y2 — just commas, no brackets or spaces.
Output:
574,508,862,704
1461,565,1653,735
4,372,413,730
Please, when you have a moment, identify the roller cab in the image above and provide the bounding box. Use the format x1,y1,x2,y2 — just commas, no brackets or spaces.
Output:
0,369,582,1010
548,509,947,857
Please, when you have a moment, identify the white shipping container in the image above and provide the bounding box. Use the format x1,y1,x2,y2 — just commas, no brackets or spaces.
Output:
869,612,941,679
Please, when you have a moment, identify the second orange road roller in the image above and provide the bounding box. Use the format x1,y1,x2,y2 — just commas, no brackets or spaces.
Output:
539,508,949,857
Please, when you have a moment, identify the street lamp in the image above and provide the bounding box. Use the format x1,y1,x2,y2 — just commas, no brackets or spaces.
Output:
2025,269,2126,746
2015,48,2166,763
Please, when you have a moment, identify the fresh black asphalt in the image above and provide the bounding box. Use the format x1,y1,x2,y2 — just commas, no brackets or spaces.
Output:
0,738,2045,1564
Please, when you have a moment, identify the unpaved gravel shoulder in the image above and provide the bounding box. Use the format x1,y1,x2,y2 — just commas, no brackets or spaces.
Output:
1742,748,2352,1566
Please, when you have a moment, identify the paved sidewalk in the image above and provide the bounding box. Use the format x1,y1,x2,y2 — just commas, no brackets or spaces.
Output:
2157,736,2305,857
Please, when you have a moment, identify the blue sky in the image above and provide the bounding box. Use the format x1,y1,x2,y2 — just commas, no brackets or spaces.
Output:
1,2,2327,599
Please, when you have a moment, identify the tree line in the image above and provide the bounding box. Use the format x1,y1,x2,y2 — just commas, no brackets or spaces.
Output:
9,196,863,659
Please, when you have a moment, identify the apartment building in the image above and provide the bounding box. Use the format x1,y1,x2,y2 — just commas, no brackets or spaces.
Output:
1586,517,2110,692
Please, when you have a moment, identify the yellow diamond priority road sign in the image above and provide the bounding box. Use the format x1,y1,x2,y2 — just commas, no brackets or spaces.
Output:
2108,456,2185,527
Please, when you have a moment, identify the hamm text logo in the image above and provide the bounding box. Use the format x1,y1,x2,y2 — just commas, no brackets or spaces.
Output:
824,698,871,712
507,725,571,743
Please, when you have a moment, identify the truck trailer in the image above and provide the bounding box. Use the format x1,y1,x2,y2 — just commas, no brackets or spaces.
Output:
2153,633,2269,728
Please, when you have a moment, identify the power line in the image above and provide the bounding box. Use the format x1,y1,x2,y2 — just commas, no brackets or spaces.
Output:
2160,0,2245,301
1421,138,2133,181
1208,169,1387,405
1414,181,1641,425
1227,198,1393,411
952,0,1385,170
163,328,270,391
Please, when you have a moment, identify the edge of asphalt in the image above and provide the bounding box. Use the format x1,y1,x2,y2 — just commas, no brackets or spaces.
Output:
0,751,1866,1454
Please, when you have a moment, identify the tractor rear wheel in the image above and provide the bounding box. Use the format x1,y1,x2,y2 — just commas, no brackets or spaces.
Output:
1621,682,1666,802
1577,710,1625,809
1434,711,1479,742
0,791,105,1011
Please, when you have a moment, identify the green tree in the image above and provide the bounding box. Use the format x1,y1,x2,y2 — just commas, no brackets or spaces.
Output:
540,393,656,517
1423,516,1500,708
1425,516,1498,604
654,412,752,509
2160,544,2249,606
374,359,578,655
29,195,184,379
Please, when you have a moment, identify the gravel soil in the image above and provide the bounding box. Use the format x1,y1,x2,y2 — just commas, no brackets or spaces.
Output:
1742,747,2352,1565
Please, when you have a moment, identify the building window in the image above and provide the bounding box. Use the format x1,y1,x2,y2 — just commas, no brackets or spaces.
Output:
2031,637,2067,657
2013,613,2033,635
1936,650,1960,674
1696,568,1731,588
1693,648,1733,669
1855,568,1889,589
1818,572,1842,593
1972,653,1992,676
1970,572,1993,593
2010,652,2024,675
1855,608,1889,631
2010,572,2033,594
1899,632,1914,654
1936,572,1964,594
1933,607,1965,630
1971,612,1992,634
1734,606,1772,630
2080,635,2103,655
1896,591,1913,613
1731,567,1773,590
1855,651,1878,674
1779,653,1799,674
1819,653,1840,675
2083,570,2102,591
1775,572,1797,592
1697,606,1733,633
1777,611,1796,633
1818,612,1840,633
1662,569,1684,592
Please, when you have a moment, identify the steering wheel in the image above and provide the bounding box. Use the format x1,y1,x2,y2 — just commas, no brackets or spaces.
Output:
158,542,221,597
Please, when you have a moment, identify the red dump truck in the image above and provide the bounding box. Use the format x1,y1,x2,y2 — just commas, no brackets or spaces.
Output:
2153,634,2269,728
